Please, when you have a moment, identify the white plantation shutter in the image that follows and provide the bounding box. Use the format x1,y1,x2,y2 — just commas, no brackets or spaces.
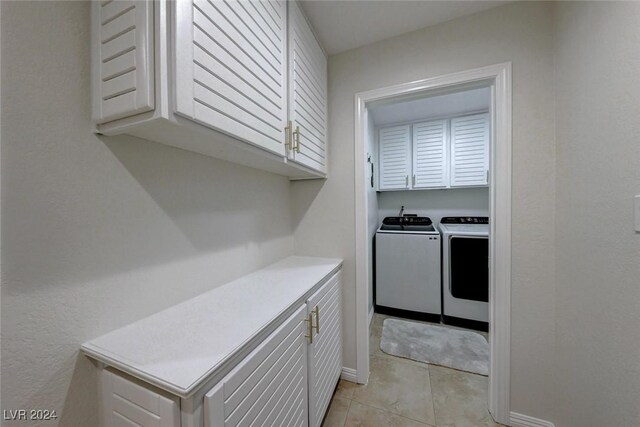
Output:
450,113,489,187
92,0,155,124
289,1,328,174
378,125,412,190
412,120,448,188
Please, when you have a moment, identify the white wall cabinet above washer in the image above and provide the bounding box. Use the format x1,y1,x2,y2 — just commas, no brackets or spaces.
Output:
377,113,489,191
91,0,327,179
412,119,448,189
378,125,412,190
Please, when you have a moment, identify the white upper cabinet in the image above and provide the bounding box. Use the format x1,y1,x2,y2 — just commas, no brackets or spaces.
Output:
287,1,328,175
412,119,448,189
378,113,489,191
378,125,412,190
92,0,155,123
450,113,489,187
91,0,328,180
174,0,287,157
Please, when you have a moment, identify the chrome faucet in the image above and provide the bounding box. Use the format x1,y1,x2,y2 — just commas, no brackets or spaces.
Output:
398,205,404,217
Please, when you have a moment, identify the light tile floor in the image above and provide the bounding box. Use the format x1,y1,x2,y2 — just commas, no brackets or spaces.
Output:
322,313,506,427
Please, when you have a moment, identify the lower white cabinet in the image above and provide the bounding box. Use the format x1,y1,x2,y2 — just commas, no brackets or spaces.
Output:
93,265,343,427
307,272,342,427
100,369,180,427
204,305,309,427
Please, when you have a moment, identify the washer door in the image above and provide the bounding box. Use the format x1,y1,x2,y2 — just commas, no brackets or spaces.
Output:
449,236,489,302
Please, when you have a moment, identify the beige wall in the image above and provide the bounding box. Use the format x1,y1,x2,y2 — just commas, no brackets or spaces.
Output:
1,2,293,425
554,3,640,426
292,1,557,420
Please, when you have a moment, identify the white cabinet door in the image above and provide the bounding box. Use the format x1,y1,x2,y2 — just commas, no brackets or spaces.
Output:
174,0,288,157
378,125,412,190
412,120,448,189
100,369,180,427
92,0,155,124
287,1,328,174
450,113,489,187
205,305,309,427
306,272,342,427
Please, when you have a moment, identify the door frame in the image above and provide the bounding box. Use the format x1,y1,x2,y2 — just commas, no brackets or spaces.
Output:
353,63,512,424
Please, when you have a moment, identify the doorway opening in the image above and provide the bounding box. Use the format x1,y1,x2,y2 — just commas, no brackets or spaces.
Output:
353,63,512,424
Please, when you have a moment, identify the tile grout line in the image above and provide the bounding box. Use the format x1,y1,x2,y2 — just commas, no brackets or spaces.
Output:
342,397,352,427
349,400,437,427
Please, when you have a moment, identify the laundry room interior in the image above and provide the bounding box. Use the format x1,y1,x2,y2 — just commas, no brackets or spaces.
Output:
366,85,492,387
3,2,640,427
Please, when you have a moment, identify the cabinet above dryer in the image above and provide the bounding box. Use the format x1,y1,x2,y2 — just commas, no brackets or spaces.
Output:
92,0,327,179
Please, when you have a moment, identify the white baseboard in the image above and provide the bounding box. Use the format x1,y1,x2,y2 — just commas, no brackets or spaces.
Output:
510,412,555,427
341,367,357,382
368,306,374,326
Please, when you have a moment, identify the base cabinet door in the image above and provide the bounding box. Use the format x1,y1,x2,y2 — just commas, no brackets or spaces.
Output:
205,305,309,427
100,369,180,427
306,272,343,427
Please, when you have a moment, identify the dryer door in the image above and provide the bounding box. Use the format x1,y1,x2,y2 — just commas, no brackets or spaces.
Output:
449,236,489,302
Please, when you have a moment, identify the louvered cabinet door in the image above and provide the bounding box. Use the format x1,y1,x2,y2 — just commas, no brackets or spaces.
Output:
412,120,448,189
306,272,342,427
100,369,180,427
205,305,309,427
450,113,490,187
174,0,287,157
92,0,155,124
288,1,328,174
378,125,412,190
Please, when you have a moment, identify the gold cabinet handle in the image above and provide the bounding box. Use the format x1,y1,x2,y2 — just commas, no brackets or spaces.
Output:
305,313,314,344
293,126,301,153
313,306,320,334
285,121,293,151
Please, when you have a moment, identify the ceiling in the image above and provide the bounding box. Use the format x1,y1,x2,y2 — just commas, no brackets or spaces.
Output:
300,1,510,55
369,87,490,126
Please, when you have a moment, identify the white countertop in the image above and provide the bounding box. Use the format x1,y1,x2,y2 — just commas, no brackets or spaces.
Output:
81,256,342,397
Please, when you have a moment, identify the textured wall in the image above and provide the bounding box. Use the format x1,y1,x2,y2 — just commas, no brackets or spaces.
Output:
0,2,293,425
291,1,557,420
554,3,640,426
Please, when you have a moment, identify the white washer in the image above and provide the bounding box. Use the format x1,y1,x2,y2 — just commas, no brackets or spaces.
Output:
438,217,489,327
375,216,441,320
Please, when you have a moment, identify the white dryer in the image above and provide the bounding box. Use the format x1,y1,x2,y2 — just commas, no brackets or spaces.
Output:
438,217,489,330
